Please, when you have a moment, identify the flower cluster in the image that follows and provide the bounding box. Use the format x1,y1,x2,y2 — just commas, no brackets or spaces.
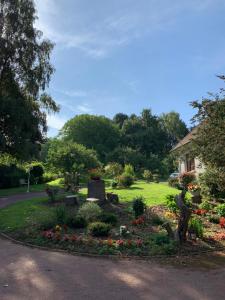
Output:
187,183,200,192
41,230,144,248
219,217,225,228
132,216,145,226
214,233,225,241
193,209,207,216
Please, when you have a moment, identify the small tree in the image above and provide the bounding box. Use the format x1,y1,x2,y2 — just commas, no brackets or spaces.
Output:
143,170,153,182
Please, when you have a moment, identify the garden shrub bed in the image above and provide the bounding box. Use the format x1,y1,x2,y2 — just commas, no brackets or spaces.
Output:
1,194,225,257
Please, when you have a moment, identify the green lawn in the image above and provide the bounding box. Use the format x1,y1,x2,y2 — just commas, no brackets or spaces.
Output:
80,181,180,206
0,181,181,232
0,197,50,232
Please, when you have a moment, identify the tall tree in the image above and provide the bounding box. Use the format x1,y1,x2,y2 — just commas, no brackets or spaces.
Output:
0,0,59,158
60,114,120,163
160,112,188,148
113,113,128,129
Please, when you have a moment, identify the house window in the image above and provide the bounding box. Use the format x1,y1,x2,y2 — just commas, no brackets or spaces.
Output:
186,155,195,172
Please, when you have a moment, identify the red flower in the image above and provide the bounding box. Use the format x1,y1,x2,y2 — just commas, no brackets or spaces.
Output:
136,239,143,247
70,234,77,242
126,239,133,247
63,234,70,241
63,224,68,232
193,209,207,216
42,230,54,239
214,233,225,241
116,239,124,246
132,216,145,226
219,217,225,228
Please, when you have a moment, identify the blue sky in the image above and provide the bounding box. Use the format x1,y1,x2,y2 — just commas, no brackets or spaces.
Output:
35,0,225,136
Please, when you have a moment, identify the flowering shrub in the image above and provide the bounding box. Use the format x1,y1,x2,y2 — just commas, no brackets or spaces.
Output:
88,221,111,237
188,218,204,238
214,233,225,241
219,217,225,228
132,216,145,226
164,211,175,219
88,168,102,180
179,172,196,189
187,183,200,192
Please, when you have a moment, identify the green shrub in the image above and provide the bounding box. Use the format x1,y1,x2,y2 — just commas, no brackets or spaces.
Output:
99,212,118,226
124,164,135,177
30,163,44,184
199,167,225,199
0,164,26,188
209,215,220,224
215,204,225,217
66,215,87,228
199,201,213,211
150,213,164,226
78,202,102,222
168,177,180,189
43,172,58,183
55,205,67,224
132,197,145,218
88,222,111,237
179,172,196,189
104,163,123,178
151,233,170,245
143,170,153,182
111,180,118,188
153,174,159,183
117,173,134,188
38,217,56,230
188,218,204,238
166,194,178,213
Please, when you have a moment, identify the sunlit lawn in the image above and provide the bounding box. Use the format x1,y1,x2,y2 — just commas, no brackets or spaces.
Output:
80,180,181,206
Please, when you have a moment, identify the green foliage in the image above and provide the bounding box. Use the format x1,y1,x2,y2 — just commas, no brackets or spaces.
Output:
153,174,160,183
124,164,135,177
66,215,87,228
117,173,134,188
0,0,58,159
132,197,145,218
189,218,204,238
151,233,170,245
88,222,111,237
55,205,67,224
216,204,225,217
160,111,188,148
99,212,118,226
199,166,225,199
45,187,59,203
199,201,213,211
42,172,58,183
0,162,26,189
166,194,178,213
179,172,196,189
209,215,220,224
78,202,102,222
111,180,118,188
149,213,164,225
104,163,123,178
60,114,120,163
143,170,153,182
168,177,180,189
47,140,100,176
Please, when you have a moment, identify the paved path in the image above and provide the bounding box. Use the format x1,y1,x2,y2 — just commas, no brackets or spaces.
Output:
0,192,46,208
1,193,225,299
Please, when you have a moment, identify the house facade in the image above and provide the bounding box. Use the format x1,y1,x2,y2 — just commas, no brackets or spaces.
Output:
172,127,205,177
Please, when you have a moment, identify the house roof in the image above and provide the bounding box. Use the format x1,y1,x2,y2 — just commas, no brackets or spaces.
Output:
172,127,198,152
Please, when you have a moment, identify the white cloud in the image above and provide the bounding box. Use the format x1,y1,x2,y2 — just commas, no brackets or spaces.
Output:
34,0,222,59
77,103,93,113
53,88,87,98
47,114,67,130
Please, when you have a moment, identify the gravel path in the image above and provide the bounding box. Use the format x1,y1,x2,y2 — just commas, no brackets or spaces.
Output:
1,193,225,299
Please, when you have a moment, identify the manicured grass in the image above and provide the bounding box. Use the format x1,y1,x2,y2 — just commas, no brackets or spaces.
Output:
0,197,50,232
80,181,181,206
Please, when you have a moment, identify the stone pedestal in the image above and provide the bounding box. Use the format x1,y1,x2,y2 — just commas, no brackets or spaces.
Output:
87,179,105,202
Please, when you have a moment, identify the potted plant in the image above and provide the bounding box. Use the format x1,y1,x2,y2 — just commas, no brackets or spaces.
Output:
187,183,201,197
88,168,102,181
